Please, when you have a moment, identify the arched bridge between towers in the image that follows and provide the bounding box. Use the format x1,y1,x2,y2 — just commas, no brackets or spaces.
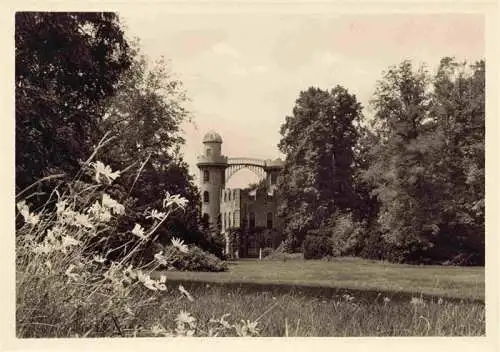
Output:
225,157,282,182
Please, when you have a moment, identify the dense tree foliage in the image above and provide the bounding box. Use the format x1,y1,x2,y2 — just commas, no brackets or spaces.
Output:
15,12,223,258
15,12,132,192
277,86,362,248
277,58,484,265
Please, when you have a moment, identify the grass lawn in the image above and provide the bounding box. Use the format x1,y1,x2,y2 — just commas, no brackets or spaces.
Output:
156,257,484,301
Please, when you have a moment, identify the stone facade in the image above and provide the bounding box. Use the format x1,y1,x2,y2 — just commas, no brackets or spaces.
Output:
196,130,283,258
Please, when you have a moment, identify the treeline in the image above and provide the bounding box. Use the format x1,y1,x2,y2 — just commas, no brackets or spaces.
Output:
277,58,485,266
15,12,223,258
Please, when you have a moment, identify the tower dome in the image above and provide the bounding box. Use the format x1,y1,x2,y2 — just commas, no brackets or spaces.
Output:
203,130,223,143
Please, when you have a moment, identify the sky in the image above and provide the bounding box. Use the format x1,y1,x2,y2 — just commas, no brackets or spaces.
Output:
117,11,484,188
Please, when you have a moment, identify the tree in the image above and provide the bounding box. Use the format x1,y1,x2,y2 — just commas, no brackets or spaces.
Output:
361,58,485,264
98,45,209,252
15,12,132,192
361,61,435,260
277,86,362,247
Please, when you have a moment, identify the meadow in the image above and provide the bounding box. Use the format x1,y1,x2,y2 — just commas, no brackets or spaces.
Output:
155,257,485,301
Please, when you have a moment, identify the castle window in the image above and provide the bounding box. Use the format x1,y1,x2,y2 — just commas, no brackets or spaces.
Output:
224,191,227,202
206,148,212,157
203,191,209,203
203,170,210,182
267,212,273,229
249,212,255,229
228,191,231,201
228,213,231,229
223,212,227,231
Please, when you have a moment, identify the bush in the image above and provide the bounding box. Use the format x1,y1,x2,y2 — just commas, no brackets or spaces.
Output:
330,213,365,257
261,247,274,258
302,235,333,260
157,245,228,272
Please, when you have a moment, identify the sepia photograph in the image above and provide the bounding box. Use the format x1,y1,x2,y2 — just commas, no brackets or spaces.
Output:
12,2,491,341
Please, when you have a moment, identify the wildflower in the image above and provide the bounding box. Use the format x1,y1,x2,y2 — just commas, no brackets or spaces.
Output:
383,297,391,304
16,200,40,226
235,320,260,337
93,254,106,264
171,237,188,253
91,161,121,184
209,313,232,330
150,323,167,336
179,284,194,302
60,235,81,250
65,264,79,282
154,251,167,265
163,192,189,210
131,223,148,240
176,311,196,328
87,201,112,222
437,298,444,305
102,194,125,215
342,293,354,302
410,297,425,306
74,213,94,228
55,200,68,215
147,209,166,221
45,260,52,271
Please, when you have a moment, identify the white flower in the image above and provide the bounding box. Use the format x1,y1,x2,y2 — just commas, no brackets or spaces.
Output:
91,161,121,184
147,209,166,221
342,293,354,302
60,235,81,249
171,237,188,253
163,192,189,210
65,264,79,282
154,251,167,265
55,200,67,215
16,200,40,226
131,223,148,240
383,297,391,304
437,298,444,305
410,297,425,306
102,194,125,215
235,320,260,337
176,311,196,327
150,323,166,336
179,284,194,302
93,254,106,263
74,212,94,228
87,201,112,222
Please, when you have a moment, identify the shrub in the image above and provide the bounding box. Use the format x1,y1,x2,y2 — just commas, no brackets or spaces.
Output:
261,247,274,258
302,235,333,260
156,244,228,272
330,212,365,257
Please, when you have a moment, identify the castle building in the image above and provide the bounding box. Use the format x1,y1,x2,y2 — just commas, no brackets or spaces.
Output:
196,131,284,258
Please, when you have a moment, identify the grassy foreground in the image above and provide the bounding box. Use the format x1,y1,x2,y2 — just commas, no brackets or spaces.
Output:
156,257,485,301
141,283,485,336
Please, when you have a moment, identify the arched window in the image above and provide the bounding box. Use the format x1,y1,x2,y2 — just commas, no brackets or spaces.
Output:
203,191,209,203
228,213,231,229
223,212,227,230
203,170,210,182
249,212,255,229
228,191,231,201
206,148,212,157
267,212,273,229
223,191,226,202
